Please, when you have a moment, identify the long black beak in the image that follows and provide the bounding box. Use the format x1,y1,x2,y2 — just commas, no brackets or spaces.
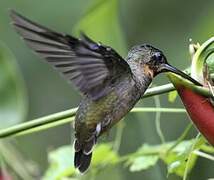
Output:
159,63,202,86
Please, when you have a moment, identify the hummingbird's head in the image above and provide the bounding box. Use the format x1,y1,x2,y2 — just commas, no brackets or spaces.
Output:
127,44,201,86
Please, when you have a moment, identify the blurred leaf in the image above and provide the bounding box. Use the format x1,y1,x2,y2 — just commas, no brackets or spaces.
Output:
43,146,76,180
165,149,197,177
127,140,200,177
183,135,208,180
129,156,159,172
168,91,178,103
92,143,119,166
74,0,127,56
0,141,38,180
163,140,203,177
43,140,212,179
0,42,27,128
135,143,166,154
44,143,119,179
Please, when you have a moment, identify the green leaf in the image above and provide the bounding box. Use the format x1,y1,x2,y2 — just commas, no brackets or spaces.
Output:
92,143,119,166
168,91,178,103
128,140,200,176
163,140,197,177
0,42,27,128
135,143,165,155
129,156,159,172
166,151,197,177
126,143,166,173
43,146,76,180
73,0,127,56
43,143,119,179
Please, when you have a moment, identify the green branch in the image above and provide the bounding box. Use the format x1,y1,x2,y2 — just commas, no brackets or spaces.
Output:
144,82,212,98
143,83,175,97
0,108,77,138
166,123,193,153
0,78,212,139
0,107,185,139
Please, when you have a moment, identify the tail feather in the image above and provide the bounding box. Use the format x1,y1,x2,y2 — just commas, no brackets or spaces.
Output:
83,138,96,155
74,151,82,168
74,151,92,173
74,138,95,173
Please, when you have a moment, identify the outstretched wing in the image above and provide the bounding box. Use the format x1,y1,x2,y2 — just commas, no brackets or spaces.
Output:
10,10,132,100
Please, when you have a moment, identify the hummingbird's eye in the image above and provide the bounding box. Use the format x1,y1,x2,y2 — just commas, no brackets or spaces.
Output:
152,52,163,62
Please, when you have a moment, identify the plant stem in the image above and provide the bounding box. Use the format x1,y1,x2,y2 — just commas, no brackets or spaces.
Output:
113,121,125,152
0,108,77,138
0,107,185,139
193,150,214,161
16,117,74,136
183,134,201,180
166,123,193,153
154,96,165,143
131,107,186,113
143,83,175,98
144,82,212,98
0,78,211,139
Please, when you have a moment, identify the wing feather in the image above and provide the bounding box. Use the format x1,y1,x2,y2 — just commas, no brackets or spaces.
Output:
10,10,132,100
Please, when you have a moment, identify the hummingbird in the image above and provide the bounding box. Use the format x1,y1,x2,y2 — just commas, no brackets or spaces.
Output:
10,10,201,173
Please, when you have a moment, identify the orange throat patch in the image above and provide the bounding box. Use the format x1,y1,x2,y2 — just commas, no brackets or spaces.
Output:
143,64,154,78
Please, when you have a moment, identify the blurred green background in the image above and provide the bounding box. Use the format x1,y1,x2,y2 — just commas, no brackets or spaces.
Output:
0,0,213,179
